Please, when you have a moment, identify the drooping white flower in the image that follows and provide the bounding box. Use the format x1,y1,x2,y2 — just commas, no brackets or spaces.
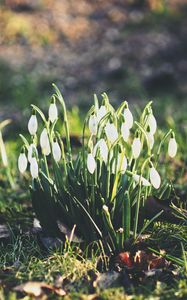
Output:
40,128,51,156
150,166,161,189
120,154,128,174
147,131,154,150
168,136,177,158
121,123,130,142
87,153,96,174
28,111,38,135
147,113,157,135
111,153,127,174
28,144,38,163
133,174,151,186
105,122,118,143
52,140,61,162
40,128,48,148
30,157,39,179
49,99,58,123
88,114,98,135
124,104,133,129
97,106,107,123
93,139,108,163
132,137,141,159
18,152,28,173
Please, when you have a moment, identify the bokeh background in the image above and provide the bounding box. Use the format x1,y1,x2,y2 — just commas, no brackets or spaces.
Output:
0,0,187,124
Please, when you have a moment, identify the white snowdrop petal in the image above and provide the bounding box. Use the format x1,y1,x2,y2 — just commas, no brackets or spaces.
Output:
28,144,38,163
88,115,98,135
40,128,48,149
132,138,141,159
105,123,118,143
87,153,96,174
52,142,61,162
30,157,39,179
147,132,154,150
133,174,151,186
42,140,51,156
150,167,161,189
121,123,130,142
147,114,157,134
121,155,127,174
49,103,58,123
28,115,38,135
97,106,107,122
168,138,177,158
124,108,133,129
18,153,27,173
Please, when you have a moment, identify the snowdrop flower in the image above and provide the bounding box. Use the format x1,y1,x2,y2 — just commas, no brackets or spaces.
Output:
93,139,108,163
111,153,127,174
28,143,38,163
123,102,133,129
132,134,141,159
119,154,128,174
133,174,151,186
40,128,51,156
52,139,61,162
97,106,107,123
105,122,118,143
18,148,27,174
147,112,157,135
30,157,39,179
149,164,161,189
28,110,38,135
147,126,154,150
168,132,177,158
121,123,130,142
49,98,58,123
87,153,96,174
88,114,98,135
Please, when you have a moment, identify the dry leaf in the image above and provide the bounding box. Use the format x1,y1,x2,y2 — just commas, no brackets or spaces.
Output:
14,281,66,297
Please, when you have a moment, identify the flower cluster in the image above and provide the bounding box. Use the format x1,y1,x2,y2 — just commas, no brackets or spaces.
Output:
18,98,62,178
86,99,177,191
18,85,178,252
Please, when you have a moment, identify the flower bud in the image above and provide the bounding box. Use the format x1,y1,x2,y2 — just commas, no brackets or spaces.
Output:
133,174,151,186
93,139,108,163
120,154,127,174
88,114,98,135
124,103,133,129
87,153,96,174
121,123,130,142
40,128,51,156
28,143,38,163
97,106,107,122
147,113,157,135
18,151,27,173
132,137,141,159
52,139,61,162
103,205,109,213
28,110,38,135
147,131,154,150
150,166,161,189
30,157,39,179
105,122,118,143
168,135,177,158
49,98,58,123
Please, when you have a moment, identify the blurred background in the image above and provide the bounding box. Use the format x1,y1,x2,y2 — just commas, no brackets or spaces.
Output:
0,0,187,124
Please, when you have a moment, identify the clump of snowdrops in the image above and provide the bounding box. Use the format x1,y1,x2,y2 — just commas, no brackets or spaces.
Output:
18,84,177,253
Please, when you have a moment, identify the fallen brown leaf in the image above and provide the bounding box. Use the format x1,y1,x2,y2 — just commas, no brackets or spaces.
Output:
14,281,66,297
